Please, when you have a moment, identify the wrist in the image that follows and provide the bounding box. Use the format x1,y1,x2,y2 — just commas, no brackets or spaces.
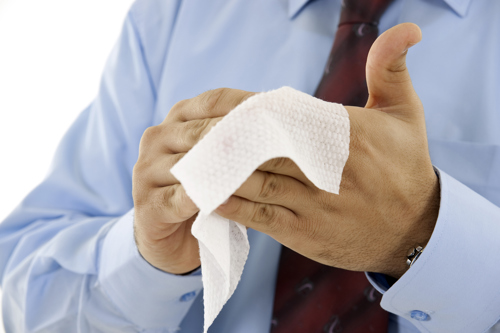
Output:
99,211,203,328
134,213,201,275
137,241,201,275
382,171,440,278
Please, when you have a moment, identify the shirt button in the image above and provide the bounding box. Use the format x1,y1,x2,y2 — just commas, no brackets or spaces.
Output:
180,291,197,302
410,310,430,321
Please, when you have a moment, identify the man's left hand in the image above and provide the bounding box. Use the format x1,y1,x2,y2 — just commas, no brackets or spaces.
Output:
215,23,439,279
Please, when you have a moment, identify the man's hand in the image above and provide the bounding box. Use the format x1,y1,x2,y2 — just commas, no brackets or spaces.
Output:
215,23,439,278
133,88,255,274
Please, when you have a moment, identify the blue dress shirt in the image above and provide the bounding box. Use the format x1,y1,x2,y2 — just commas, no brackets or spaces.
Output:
2,0,500,332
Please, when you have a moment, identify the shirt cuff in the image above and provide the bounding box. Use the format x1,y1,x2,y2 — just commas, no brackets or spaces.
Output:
373,168,500,332
366,272,391,294
98,209,203,330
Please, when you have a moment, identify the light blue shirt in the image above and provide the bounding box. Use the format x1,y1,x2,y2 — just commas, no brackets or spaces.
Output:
1,0,500,332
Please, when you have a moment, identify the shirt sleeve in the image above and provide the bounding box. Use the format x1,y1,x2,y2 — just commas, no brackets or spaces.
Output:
368,168,500,332
0,4,201,332
98,210,203,331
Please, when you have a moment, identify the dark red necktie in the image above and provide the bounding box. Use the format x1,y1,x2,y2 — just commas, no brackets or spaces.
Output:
271,1,394,332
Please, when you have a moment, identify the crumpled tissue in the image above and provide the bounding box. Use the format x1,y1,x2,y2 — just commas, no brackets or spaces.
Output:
170,86,350,332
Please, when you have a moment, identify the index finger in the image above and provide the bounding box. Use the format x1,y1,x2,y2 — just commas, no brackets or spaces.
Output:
172,88,256,122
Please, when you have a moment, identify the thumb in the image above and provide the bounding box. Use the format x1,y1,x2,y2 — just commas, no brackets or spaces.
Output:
365,23,422,117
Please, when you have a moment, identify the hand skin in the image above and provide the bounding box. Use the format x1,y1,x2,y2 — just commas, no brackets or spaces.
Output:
133,22,439,278
215,23,439,279
133,88,255,274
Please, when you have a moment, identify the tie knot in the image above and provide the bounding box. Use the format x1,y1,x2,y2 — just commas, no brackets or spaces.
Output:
339,0,395,26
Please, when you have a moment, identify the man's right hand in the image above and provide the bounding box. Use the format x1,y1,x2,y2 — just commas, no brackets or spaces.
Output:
132,88,255,274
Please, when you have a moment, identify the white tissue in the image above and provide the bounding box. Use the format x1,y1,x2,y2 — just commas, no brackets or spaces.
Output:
170,86,350,332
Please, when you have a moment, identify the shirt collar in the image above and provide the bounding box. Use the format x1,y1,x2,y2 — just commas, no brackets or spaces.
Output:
286,0,472,19
442,0,472,17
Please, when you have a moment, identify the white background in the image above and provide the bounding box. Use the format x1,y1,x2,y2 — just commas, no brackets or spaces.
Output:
0,0,135,330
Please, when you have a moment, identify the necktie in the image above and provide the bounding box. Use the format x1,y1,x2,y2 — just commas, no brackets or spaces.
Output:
270,1,394,332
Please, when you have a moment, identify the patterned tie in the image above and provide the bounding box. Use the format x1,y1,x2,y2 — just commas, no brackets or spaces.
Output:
271,0,394,332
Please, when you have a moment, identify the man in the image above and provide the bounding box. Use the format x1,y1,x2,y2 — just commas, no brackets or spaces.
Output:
1,0,499,332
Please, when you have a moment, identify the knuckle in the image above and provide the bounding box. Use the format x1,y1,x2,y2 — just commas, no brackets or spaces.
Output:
140,125,165,153
177,121,204,150
160,186,192,221
178,190,196,216
190,118,211,142
180,123,198,148
170,99,189,117
172,199,187,221
252,204,276,225
160,185,177,211
259,173,283,200
141,125,161,144
204,88,228,113
201,118,218,137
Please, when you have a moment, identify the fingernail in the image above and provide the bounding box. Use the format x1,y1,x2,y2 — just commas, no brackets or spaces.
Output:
403,42,417,54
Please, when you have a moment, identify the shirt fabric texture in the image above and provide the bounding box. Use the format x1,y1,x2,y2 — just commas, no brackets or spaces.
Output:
1,0,500,332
